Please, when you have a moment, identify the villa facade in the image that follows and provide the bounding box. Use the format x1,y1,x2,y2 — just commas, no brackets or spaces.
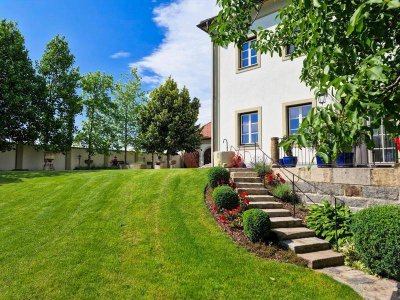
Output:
198,0,397,168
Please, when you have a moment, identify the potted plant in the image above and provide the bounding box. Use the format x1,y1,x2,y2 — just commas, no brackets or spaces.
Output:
280,136,298,168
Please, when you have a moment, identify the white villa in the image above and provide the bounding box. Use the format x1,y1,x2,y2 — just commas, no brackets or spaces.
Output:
197,0,397,168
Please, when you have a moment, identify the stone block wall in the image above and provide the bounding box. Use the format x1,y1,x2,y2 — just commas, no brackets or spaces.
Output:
281,167,400,210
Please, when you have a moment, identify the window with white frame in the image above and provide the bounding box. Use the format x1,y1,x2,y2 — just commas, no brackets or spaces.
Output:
240,39,257,69
287,104,312,135
240,112,259,145
372,125,396,163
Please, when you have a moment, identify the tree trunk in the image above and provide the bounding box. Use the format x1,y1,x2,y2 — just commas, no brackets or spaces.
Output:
151,153,154,169
167,153,171,168
124,145,127,165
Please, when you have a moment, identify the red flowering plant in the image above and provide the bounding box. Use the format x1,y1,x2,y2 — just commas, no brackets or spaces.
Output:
232,153,245,168
214,191,250,227
395,137,400,152
265,170,286,187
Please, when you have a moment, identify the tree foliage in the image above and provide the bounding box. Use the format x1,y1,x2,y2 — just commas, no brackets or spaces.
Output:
137,77,201,167
113,68,144,164
0,19,46,152
75,72,115,166
212,0,400,160
37,34,81,154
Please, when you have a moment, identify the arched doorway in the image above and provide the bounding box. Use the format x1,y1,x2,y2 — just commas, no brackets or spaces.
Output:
204,148,211,165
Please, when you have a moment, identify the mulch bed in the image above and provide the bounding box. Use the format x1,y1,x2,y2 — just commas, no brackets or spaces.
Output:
204,186,307,267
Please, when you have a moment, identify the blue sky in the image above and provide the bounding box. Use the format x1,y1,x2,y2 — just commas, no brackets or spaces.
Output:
0,0,218,124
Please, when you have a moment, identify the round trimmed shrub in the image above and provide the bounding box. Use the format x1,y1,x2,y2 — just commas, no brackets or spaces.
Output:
212,186,240,210
243,209,271,242
351,205,400,280
208,166,230,188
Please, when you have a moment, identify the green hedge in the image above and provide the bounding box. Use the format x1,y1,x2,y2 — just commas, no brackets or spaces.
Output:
212,186,239,210
243,209,271,242
351,205,400,280
208,167,230,188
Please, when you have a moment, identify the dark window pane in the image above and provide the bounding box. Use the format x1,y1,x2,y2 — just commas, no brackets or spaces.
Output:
251,56,257,65
242,134,249,144
242,124,249,134
289,119,299,131
251,123,258,133
242,59,248,68
289,107,299,119
251,113,258,123
251,133,258,144
241,50,248,59
385,149,395,162
242,114,249,124
251,48,257,56
242,42,249,51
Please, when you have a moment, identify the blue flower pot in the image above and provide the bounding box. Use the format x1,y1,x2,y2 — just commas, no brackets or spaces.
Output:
316,156,333,168
282,156,297,168
336,152,354,168
278,159,284,166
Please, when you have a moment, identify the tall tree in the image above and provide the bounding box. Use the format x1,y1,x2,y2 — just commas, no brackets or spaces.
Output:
211,0,400,160
113,68,145,164
37,35,81,158
75,72,115,167
137,77,201,167
0,19,46,152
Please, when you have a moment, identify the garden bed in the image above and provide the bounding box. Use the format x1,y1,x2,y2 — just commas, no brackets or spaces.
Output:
204,185,307,267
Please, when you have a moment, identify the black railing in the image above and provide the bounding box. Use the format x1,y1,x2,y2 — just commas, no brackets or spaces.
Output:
254,142,345,251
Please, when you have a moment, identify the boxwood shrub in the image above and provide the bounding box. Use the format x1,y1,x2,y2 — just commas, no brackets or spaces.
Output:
351,205,400,280
208,166,230,188
212,186,239,210
243,209,271,242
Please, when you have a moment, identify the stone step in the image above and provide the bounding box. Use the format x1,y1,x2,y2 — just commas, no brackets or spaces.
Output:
279,237,331,254
235,182,264,189
262,209,291,218
248,201,283,209
233,177,261,183
231,172,258,178
271,227,316,240
237,188,269,195
228,168,255,172
270,217,303,228
246,195,276,202
298,250,345,269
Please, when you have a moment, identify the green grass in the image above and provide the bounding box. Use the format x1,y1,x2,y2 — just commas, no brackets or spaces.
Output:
0,169,360,299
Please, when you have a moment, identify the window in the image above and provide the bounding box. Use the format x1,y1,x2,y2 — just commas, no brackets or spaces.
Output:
240,39,258,69
287,104,312,135
372,125,396,163
240,112,259,145
285,44,295,57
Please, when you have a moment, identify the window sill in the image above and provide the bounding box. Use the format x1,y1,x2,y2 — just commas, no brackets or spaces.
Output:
236,64,261,74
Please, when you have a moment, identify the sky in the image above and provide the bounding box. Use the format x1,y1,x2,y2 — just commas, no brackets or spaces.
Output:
0,0,219,125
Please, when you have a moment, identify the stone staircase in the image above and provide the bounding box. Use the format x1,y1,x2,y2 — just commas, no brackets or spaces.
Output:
230,168,344,269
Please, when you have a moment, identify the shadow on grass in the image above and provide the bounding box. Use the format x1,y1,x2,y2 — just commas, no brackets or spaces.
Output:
0,170,104,187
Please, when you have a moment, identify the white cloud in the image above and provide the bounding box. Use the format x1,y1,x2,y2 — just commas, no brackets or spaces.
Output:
111,51,131,59
130,0,219,124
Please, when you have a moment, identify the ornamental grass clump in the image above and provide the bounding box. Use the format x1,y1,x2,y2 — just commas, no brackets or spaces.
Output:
271,183,298,203
351,205,400,281
208,166,230,188
243,209,271,243
212,186,240,210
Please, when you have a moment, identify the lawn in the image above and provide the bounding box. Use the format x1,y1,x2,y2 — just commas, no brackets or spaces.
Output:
0,169,360,299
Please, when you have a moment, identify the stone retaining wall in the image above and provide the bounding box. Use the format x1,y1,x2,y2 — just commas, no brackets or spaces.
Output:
281,167,400,210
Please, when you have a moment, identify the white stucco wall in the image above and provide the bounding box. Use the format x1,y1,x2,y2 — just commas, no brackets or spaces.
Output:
0,149,16,170
216,1,317,166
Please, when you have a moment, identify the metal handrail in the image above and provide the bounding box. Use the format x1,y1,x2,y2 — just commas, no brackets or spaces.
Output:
253,142,344,250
